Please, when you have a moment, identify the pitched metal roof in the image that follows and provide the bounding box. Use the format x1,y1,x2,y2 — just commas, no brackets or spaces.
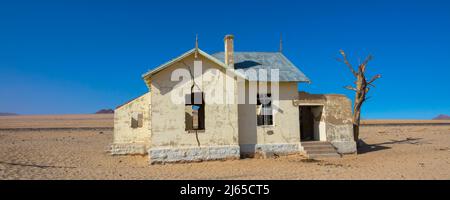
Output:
211,52,310,82
141,48,310,83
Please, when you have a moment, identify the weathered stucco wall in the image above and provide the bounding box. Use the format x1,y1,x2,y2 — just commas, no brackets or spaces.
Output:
297,92,327,105
148,54,239,163
111,92,151,155
294,92,356,154
324,94,356,154
238,82,302,156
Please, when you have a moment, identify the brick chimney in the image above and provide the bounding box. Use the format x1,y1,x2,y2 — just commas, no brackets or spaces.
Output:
224,34,234,67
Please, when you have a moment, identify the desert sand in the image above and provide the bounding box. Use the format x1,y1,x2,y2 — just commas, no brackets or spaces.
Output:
0,114,113,129
1,114,449,180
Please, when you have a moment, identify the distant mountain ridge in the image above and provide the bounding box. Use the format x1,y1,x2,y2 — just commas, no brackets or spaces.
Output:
0,112,19,116
433,114,450,120
95,109,114,114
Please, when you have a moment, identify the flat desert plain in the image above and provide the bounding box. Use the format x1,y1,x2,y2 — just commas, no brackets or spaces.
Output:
1,114,450,180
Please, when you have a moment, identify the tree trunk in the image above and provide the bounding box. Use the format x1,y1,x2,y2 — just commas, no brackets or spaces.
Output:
338,50,380,149
352,76,363,144
352,104,362,146
353,124,360,146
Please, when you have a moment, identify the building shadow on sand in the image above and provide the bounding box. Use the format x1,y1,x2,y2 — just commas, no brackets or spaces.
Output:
357,137,424,154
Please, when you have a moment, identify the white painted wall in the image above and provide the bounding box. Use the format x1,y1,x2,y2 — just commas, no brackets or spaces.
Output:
238,82,301,149
149,54,239,148
113,92,151,145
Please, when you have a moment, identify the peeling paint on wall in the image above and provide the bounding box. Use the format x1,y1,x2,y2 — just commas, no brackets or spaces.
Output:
112,92,151,154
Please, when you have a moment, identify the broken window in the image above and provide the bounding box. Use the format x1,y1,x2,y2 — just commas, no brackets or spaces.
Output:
185,92,205,130
131,112,143,128
257,93,273,126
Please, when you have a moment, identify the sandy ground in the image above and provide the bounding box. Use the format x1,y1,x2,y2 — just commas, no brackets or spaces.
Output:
362,119,450,125
1,115,450,179
0,114,113,129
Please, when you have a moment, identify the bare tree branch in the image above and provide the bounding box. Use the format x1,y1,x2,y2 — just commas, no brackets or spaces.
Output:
359,54,373,73
344,85,357,91
339,50,358,77
367,74,381,85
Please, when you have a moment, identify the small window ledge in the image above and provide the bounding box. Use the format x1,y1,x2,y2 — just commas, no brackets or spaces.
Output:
186,129,206,134
257,125,275,128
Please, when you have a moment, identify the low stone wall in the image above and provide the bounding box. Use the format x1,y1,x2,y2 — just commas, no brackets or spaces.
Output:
240,143,303,158
148,145,240,164
110,143,148,155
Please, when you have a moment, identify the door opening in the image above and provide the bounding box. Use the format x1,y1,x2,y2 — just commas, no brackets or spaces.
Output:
299,106,324,141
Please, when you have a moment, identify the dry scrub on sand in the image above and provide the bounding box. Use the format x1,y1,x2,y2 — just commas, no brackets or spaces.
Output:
0,115,449,179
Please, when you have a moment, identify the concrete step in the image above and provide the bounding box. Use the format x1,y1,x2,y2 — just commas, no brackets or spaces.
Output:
302,141,341,159
302,141,333,147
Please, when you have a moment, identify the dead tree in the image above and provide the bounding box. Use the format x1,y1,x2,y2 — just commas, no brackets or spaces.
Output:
338,50,381,146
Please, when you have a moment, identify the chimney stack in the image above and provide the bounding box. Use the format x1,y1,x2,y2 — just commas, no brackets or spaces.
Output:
224,34,234,67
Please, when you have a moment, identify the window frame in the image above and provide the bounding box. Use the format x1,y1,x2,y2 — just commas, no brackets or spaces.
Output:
185,92,205,131
256,93,274,126
131,112,144,129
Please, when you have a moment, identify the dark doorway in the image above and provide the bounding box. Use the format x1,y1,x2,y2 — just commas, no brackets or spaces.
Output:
300,106,315,141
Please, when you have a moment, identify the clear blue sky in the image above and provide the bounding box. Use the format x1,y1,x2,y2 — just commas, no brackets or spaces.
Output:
1,0,449,119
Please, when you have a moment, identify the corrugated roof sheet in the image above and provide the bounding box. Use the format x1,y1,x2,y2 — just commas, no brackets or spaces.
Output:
211,52,310,82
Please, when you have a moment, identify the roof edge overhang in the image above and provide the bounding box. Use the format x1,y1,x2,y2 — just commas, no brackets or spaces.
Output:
278,53,311,83
141,48,230,79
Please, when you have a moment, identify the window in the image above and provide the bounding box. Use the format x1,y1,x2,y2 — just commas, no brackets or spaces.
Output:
185,92,205,130
257,94,273,126
131,112,143,128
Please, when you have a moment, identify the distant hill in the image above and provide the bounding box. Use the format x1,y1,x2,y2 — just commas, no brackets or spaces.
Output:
95,109,114,114
0,112,19,116
0,112,18,116
433,114,450,120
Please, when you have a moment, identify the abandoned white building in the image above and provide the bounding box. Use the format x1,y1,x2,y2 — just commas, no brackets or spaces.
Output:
111,35,356,164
